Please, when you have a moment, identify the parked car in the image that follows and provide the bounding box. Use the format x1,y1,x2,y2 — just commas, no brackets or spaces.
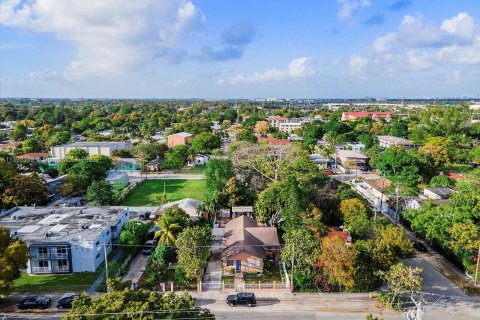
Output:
57,293,81,309
321,169,335,175
19,296,52,310
359,165,370,172
226,292,257,307
142,239,157,255
413,241,427,252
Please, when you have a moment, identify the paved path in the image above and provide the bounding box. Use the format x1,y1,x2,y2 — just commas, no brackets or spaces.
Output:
87,249,124,294
202,240,223,291
121,252,149,285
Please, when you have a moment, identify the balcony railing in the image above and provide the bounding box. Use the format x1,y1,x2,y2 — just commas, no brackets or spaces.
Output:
32,253,50,259
31,266,70,274
50,253,69,259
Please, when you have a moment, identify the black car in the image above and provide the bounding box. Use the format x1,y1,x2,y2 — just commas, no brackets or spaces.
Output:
19,296,52,310
57,293,81,309
413,241,427,252
226,292,257,307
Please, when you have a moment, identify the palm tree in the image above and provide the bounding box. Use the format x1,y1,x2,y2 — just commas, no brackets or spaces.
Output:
154,217,181,246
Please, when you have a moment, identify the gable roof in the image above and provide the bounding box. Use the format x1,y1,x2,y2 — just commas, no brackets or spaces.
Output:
222,215,279,260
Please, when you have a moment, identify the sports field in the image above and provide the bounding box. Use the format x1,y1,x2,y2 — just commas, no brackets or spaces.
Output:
122,179,206,206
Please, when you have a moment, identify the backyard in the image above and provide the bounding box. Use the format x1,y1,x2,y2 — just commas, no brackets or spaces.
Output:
122,179,206,206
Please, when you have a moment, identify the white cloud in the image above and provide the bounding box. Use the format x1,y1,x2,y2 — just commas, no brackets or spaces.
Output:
230,57,316,84
441,12,476,40
337,0,371,21
373,32,397,53
349,55,368,73
352,12,480,77
28,69,60,80
437,36,480,65
0,0,205,79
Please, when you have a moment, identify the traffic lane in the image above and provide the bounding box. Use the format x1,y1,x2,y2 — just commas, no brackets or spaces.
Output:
403,256,468,299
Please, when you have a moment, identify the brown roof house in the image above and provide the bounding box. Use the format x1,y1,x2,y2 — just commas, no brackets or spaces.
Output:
222,216,280,276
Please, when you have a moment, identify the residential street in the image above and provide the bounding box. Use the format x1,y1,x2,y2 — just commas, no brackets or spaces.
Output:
6,292,478,320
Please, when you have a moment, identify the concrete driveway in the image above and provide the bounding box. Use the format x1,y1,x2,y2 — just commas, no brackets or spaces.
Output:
202,240,223,290
121,252,149,285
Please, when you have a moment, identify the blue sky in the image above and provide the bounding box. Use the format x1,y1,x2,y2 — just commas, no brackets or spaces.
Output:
1,0,479,98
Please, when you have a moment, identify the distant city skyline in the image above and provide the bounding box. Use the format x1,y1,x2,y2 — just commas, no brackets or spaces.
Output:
1,0,479,98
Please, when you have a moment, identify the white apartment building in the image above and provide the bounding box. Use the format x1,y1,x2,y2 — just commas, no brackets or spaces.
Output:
377,135,414,148
50,141,132,161
0,207,130,274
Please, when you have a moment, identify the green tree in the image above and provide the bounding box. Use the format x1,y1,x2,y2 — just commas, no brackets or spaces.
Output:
176,226,211,281
370,225,415,270
301,122,324,147
236,127,257,143
339,198,371,239
162,206,192,230
132,143,168,161
281,228,321,290
429,175,453,188
0,226,29,296
2,173,49,207
154,217,181,246
190,132,221,154
22,138,42,153
204,158,234,193
9,122,27,141
418,136,453,167
370,147,426,186
66,148,89,160
59,173,90,196
162,145,191,171
63,286,214,320
120,221,153,247
379,263,423,308
319,236,357,291
85,180,113,205
417,106,469,138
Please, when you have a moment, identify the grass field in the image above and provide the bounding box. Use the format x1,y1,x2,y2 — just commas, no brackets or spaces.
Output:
13,271,101,293
122,179,206,206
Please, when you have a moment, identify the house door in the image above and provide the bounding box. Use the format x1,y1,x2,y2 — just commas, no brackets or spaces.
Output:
236,260,242,272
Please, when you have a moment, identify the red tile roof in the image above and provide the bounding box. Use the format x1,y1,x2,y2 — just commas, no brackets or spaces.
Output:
257,137,290,145
17,152,48,159
342,111,393,117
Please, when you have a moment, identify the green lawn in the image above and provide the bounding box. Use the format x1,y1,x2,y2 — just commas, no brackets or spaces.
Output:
13,271,101,293
122,179,206,206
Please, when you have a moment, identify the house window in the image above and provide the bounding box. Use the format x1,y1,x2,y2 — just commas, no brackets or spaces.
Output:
38,260,49,268
96,253,100,260
57,247,67,255
247,258,254,267
38,247,48,254
255,260,261,268
106,230,110,236
95,241,100,247
226,260,234,267
58,260,68,267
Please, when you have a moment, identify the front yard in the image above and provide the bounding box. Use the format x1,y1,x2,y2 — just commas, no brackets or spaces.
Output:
122,179,206,206
13,271,101,293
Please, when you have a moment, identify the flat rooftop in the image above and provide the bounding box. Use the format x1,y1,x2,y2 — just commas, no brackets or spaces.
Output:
54,141,130,148
377,135,413,145
0,207,128,243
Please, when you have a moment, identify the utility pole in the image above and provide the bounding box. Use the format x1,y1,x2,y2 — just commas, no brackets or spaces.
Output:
475,241,480,286
104,242,109,292
290,242,295,292
395,184,400,226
